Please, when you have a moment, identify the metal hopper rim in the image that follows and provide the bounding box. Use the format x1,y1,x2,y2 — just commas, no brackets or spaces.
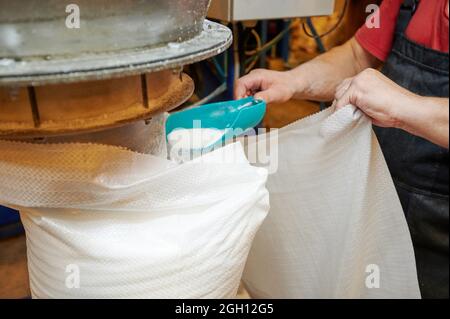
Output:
0,20,232,87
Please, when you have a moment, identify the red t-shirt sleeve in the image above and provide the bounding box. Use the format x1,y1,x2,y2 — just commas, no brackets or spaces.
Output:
355,0,403,61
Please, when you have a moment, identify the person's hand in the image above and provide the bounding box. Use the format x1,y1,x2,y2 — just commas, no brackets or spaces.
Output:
234,69,298,104
334,68,415,128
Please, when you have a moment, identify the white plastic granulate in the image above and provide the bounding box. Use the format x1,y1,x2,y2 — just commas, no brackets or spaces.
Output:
167,128,226,150
167,128,226,162
0,25,22,50
0,58,15,67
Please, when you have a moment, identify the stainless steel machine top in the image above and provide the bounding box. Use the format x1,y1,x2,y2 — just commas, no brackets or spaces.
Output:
0,0,232,86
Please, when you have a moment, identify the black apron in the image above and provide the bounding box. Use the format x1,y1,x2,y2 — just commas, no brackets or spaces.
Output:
374,0,449,299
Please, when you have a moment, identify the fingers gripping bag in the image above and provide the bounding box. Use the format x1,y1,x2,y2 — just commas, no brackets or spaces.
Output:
0,117,269,299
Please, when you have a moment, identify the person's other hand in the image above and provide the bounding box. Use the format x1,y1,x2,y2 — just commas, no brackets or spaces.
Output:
234,69,298,104
334,68,415,128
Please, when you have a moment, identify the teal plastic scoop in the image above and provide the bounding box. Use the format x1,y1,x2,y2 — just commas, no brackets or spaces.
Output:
166,97,267,150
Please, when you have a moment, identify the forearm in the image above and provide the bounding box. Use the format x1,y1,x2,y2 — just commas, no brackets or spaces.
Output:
287,37,380,101
396,96,449,148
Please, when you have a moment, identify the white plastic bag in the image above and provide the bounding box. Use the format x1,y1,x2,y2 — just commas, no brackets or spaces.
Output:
242,106,421,299
0,105,420,299
0,138,269,298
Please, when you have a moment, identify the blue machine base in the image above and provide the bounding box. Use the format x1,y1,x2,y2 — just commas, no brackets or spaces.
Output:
0,206,24,239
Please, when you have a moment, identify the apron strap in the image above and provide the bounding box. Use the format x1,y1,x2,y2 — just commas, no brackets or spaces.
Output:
396,0,420,34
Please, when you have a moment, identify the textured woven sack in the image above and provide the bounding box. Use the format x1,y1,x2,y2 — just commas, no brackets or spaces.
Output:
0,137,269,299
242,106,421,299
